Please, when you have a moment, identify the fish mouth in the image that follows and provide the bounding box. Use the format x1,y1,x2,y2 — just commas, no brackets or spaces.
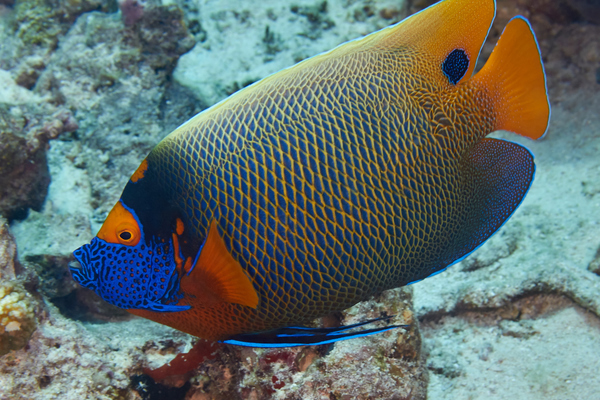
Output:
70,243,99,289
68,260,82,270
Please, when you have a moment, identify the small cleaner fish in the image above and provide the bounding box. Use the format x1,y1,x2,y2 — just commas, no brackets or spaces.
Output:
71,0,550,347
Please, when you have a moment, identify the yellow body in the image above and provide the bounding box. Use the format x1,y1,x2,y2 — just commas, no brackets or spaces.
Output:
73,0,549,342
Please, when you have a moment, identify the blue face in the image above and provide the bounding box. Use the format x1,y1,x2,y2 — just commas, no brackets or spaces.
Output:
71,235,189,312
71,156,201,313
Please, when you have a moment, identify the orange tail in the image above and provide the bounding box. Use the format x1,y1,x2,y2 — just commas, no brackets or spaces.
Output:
473,16,550,140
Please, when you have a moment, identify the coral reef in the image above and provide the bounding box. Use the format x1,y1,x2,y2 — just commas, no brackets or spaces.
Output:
0,281,37,356
0,219,17,281
129,4,196,71
173,0,405,107
0,218,38,356
0,311,194,400
13,0,111,47
21,254,78,299
588,247,600,276
118,0,144,27
138,289,426,400
0,287,424,399
24,8,200,229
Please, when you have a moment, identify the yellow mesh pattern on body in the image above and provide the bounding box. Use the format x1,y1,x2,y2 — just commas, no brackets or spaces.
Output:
148,45,493,340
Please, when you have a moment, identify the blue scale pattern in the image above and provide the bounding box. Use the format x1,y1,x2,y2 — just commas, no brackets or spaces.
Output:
72,237,186,312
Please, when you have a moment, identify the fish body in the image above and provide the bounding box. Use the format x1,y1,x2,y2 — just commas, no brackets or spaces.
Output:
71,0,550,346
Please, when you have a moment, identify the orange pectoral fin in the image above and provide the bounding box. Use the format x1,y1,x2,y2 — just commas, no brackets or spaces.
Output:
181,220,259,309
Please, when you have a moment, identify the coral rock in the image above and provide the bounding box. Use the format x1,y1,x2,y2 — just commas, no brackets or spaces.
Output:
0,219,38,355
0,218,17,280
0,105,77,221
132,4,196,71
0,281,37,355
176,288,427,400
588,247,600,276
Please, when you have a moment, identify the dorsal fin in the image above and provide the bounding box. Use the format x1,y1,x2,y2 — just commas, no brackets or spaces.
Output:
169,0,496,139
378,0,496,85
181,220,259,309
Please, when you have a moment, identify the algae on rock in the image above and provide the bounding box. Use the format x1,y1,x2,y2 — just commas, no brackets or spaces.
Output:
13,0,113,47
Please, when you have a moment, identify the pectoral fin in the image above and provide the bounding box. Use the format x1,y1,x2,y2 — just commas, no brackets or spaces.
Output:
182,220,259,309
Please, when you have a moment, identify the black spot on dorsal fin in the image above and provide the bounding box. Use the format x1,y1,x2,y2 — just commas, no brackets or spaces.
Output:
442,49,469,85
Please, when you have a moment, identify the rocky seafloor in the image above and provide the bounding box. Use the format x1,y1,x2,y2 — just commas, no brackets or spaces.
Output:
0,0,599,399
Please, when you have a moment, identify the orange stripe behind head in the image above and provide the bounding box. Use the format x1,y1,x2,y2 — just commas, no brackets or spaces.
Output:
131,159,148,183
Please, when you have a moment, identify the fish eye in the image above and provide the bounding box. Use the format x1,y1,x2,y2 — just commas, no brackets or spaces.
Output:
116,223,139,245
119,231,132,241
97,201,142,246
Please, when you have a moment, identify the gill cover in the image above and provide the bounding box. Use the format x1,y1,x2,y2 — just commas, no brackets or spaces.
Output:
96,201,141,246
71,156,260,315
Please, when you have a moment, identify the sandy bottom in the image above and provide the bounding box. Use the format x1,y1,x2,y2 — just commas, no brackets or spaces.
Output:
424,305,600,400
415,89,600,400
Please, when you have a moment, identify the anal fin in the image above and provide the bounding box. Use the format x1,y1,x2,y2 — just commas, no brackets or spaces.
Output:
440,138,535,270
408,138,535,285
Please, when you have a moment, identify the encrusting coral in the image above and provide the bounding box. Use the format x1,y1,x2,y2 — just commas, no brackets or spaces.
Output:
0,218,38,355
0,282,37,355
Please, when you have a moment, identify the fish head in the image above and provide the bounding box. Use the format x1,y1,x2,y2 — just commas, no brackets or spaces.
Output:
70,158,194,313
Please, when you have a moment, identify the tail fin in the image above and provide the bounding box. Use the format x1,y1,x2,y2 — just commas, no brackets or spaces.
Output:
473,16,550,139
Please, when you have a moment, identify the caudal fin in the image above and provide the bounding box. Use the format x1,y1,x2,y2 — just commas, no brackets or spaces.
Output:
473,16,550,139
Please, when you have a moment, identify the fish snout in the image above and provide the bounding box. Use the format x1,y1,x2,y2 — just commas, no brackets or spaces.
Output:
70,240,100,290
68,259,82,270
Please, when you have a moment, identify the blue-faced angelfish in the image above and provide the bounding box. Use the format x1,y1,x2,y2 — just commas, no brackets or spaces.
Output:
71,0,550,347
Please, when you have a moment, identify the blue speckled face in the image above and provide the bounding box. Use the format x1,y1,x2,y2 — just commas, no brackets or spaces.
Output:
70,161,197,313
71,235,187,311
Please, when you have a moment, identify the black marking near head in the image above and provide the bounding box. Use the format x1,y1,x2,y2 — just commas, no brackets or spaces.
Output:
70,156,195,313
120,158,202,259
121,160,179,240
442,49,469,85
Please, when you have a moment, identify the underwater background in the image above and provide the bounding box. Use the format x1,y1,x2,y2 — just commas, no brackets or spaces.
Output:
0,0,599,399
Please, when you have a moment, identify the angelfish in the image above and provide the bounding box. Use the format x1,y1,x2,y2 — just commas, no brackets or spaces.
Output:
71,0,550,347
